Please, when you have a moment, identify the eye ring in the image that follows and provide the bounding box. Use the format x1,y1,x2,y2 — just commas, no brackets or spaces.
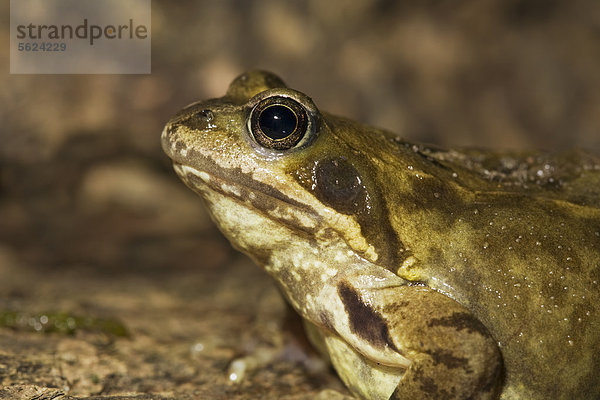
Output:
248,96,309,150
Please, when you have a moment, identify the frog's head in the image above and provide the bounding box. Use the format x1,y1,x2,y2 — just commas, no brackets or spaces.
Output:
161,70,403,268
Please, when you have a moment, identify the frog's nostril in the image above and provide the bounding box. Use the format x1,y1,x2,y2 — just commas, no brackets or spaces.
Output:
198,109,214,120
193,109,216,130
198,109,214,121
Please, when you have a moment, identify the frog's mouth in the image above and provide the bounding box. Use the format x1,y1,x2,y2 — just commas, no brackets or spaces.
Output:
172,161,323,235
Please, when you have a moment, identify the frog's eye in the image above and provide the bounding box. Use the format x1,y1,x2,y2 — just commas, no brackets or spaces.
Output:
248,96,309,150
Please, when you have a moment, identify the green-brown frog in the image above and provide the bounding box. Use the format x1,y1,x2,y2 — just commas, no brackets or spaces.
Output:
161,70,600,399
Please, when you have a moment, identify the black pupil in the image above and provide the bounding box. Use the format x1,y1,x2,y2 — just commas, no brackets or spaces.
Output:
258,105,298,140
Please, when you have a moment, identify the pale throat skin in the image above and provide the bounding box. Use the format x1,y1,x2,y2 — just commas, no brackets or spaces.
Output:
162,70,600,400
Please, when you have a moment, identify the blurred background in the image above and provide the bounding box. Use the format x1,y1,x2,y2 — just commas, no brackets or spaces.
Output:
1,1,599,399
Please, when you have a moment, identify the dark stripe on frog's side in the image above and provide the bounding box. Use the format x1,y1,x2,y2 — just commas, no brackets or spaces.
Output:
337,281,399,352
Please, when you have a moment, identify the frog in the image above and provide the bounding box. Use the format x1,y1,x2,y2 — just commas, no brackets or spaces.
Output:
161,70,600,399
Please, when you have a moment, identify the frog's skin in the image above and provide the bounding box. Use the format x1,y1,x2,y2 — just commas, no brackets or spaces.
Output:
162,71,600,399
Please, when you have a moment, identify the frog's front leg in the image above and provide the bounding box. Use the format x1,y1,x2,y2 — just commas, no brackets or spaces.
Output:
311,284,503,400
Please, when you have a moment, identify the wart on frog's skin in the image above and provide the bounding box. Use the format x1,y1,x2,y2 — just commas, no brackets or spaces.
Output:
162,70,600,399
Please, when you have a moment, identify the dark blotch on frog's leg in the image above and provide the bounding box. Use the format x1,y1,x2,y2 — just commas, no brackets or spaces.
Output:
337,281,398,351
426,349,470,371
427,311,490,338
